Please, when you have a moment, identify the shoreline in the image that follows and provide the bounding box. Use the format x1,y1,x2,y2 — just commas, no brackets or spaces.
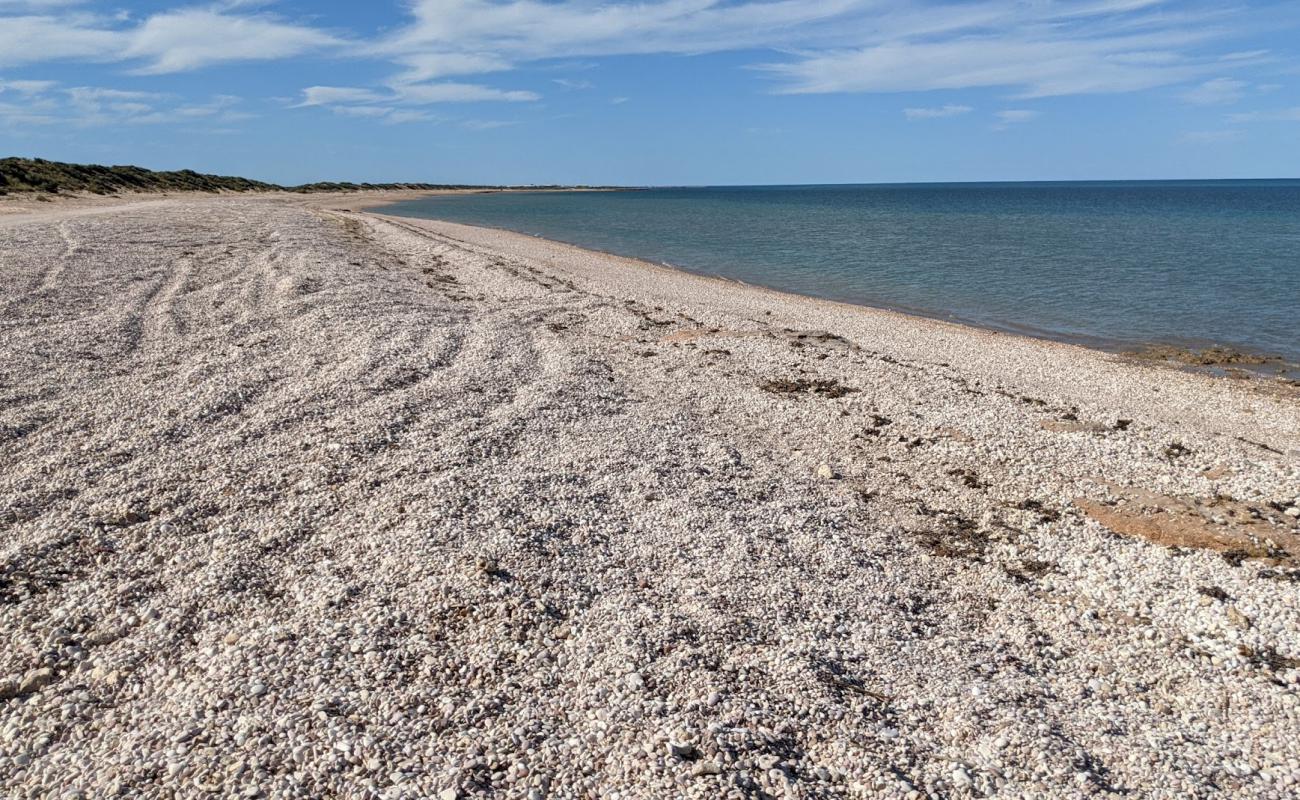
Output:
358,198,1300,389
356,208,1300,446
362,194,1300,387
0,185,629,218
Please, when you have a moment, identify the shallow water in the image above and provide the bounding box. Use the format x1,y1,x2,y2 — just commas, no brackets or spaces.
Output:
383,181,1300,363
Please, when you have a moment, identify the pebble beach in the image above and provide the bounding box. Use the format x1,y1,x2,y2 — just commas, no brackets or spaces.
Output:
1,193,1298,799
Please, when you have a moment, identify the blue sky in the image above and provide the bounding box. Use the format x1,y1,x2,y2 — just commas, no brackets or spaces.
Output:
1,1,1298,185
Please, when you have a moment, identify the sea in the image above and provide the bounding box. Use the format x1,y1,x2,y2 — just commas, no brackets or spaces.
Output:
382,181,1300,366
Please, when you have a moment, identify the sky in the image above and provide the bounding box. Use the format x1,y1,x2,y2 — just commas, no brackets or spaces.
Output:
1,0,1298,185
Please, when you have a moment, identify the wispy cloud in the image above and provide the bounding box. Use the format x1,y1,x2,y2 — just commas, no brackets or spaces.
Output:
327,105,435,124
124,8,339,74
0,77,58,94
379,0,864,65
763,34,1232,98
1181,77,1248,105
296,86,389,108
330,105,392,118
388,52,512,83
0,0,1293,133
293,80,537,118
993,109,1041,129
395,82,539,103
552,78,594,90
903,104,972,120
0,5,338,73
462,119,518,130
0,79,254,128
352,1,1284,104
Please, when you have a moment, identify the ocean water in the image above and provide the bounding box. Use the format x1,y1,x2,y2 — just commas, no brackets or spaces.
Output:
383,182,1300,364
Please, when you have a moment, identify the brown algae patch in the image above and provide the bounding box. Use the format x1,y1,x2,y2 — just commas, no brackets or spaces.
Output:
1128,344,1286,369
759,377,859,398
1076,484,1300,562
1127,344,1300,385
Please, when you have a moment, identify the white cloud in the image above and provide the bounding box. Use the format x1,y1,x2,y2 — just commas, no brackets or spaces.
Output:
296,86,388,108
297,80,539,109
360,1,1272,101
129,95,255,125
319,105,438,124
996,109,1040,124
0,6,337,73
0,14,122,65
754,2,1265,97
331,105,393,118
0,78,58,94
392,82,539,104
384,110,435,124
552,78,594,90
1181,77,1248,105
292,78,540,125
1219,49,1270,62
390,52,512,83
903,104,972,120
124,9,339,73
0,0,1288,128
382,0,863,62
65,86,161,116
0,82,254,128
763,37,1218,98
992,109,1041,129
462,119,518,130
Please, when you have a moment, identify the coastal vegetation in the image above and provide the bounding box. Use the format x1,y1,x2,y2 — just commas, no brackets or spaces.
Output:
0,157,592,196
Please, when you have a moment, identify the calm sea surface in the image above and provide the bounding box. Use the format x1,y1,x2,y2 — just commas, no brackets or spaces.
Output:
383,182,1300,363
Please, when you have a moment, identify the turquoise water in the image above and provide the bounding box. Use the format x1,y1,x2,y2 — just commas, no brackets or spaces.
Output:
383,182,1300,364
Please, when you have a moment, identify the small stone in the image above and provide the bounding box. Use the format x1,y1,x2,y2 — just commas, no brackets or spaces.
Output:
816,463,835,480
1285,507,1300,518
1226,606,1252,630
438,789,458,800
19,668,56,695
668,740,698,759
691,761,722,777
476,557,498,575
247,682,267,697
951,767,973,787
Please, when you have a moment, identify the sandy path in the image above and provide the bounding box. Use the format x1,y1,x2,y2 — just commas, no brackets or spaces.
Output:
1,196,1297,799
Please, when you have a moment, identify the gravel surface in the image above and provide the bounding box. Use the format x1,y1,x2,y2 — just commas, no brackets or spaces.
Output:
1,195,1298,799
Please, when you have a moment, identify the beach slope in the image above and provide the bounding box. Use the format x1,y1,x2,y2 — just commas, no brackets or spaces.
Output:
1,195,1297,798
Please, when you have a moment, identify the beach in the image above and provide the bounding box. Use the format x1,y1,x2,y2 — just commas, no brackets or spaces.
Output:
1,193,1298,798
